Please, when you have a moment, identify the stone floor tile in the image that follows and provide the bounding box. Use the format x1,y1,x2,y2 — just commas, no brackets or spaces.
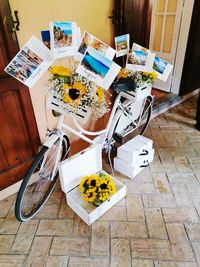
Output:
191,196,200,216
185,223,200,241
131,239,173,260
111,221,147,238
25,236,52,267
99,206,127,221
47,191,63,206
170,148,197,158
132,259,154,267
154,260,198,267
46,256,69,267
186,182,200,196
145,208,168,239
50,237,89,256
11,220,38,254
90,221,109,256
0,255,26,267
152,173,172,193
171,183,193,206
58,196,76,219
36,219,73,236
72,215,90,238
174,156,193,173
0,235,15,253
167,173,198,184
34,204,60,219
68,257,110,267
166,223,195,261
111,238,131,267
126,194,145,221
150,161,177,173
126,182,156,194
0,219,4,229
0,195,15,217
0,207,21,235
133,167,153,183
191,242,200,266
143,194,176,208
157,148,174,163
163,207,199,223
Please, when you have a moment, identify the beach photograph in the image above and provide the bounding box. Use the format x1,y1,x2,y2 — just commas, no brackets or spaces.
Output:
53,22,72,48
5,46,43,83
127,50,147,66
80,47,112,78
153,56,168,74
115,35,128,51
78,32,108,56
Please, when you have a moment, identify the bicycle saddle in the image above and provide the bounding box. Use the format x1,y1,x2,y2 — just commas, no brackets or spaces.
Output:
111,77,137,92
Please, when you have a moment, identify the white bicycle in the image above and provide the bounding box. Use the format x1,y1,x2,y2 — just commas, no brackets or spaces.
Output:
15,82,154,222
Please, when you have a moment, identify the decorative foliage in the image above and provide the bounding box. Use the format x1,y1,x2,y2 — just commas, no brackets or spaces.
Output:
79,172,116,205
118,68,157,86
48,65,109,118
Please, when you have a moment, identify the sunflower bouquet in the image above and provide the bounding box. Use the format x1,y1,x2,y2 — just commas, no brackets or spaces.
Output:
79,172,116,206
48,65,109,118
118,68,157,86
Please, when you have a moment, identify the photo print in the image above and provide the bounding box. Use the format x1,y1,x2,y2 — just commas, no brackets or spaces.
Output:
115,34,130,57
5,36,53,88
50,21,78,58
76,46,121,90
126,43,155,72
76,31,115,61
41,30,51,49
153,56,173,82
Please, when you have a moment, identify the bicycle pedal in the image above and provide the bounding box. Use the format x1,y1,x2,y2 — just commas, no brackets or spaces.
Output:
113,133,123,143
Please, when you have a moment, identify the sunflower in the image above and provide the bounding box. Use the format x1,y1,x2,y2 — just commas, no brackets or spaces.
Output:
63,82,87,107
96,87,105,102
49,66,70,77
83,190,97,203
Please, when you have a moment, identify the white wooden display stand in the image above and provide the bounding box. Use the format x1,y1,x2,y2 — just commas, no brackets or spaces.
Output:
121,84,151,102
114,135,154,178
58,144,126,225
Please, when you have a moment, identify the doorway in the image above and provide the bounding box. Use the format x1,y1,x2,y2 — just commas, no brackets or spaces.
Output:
0,0,40,190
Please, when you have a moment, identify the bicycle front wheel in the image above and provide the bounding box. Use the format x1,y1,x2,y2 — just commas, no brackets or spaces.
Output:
15,136,70,222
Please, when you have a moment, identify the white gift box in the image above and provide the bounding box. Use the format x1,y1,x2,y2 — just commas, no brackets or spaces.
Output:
58,144,126,225
114,148,154,178
121,84,151,102
117,135,153,165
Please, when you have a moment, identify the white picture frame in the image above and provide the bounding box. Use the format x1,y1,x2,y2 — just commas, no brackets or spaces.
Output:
115,34,130,57
153,56,173,82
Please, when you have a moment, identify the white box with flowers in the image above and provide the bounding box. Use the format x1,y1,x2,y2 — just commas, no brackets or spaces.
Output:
58,144,126,225
121,84,151,102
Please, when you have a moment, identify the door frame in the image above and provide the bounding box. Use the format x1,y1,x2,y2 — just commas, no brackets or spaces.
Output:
171,0,195,94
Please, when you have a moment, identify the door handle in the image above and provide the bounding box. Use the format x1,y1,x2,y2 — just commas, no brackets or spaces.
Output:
12,10,20,31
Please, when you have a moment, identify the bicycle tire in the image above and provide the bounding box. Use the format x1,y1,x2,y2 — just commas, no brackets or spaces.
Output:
107,96,152,144
15,136,70,222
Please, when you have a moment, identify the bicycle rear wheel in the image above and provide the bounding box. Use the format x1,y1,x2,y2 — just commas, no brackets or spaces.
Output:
108,96,153,144
15,136,70,222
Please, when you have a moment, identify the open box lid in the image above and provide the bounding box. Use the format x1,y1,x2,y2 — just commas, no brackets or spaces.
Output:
58,144,102,193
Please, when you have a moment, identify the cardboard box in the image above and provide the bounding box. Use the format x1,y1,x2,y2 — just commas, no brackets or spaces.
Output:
114,148,154,178
58,144,126,225
117,135,153,165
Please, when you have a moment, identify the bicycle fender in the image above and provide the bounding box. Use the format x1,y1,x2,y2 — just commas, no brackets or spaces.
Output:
43,134,60,148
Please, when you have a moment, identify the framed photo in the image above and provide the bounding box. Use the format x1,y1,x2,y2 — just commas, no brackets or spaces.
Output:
153,56,173,82
76,31,115,61
4,36,53,88
115,34,129,57
76,46,121,90
50,21,78,59
126,43,155,72
41,30,50,49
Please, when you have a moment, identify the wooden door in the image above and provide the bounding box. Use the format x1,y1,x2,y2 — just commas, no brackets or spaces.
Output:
0,0,40,190
149,0,184,92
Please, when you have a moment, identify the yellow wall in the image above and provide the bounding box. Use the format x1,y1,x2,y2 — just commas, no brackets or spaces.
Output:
9,0,114,142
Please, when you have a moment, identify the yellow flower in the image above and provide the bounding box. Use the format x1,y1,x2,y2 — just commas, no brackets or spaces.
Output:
83,190,97,203
118,68,128,78
49,66,70,77
96,87,105,102
63,82,87,107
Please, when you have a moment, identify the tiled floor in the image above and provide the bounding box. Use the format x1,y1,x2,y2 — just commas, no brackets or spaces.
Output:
0,94,200,267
